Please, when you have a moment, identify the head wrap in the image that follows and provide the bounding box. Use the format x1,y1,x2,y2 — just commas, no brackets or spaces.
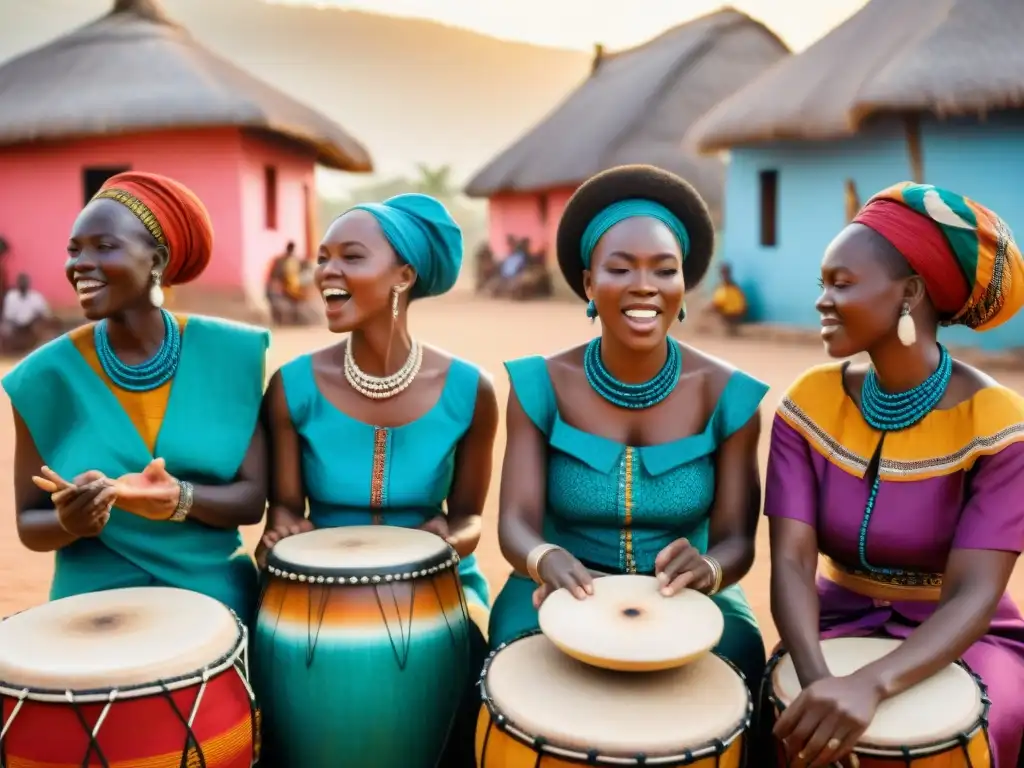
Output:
93,172,213,286
853,182,1024,331
349,193,462,299
580,199,691,268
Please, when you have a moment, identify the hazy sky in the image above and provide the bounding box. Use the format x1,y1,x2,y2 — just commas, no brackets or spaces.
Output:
280,0,869,51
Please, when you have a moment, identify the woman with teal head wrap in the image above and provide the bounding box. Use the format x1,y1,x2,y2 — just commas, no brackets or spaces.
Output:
256,193,498,767
488,165,771,744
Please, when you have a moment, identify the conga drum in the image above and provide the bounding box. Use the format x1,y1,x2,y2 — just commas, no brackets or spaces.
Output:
0,587,257,767
254,526,471,767
765,637,991,767
476,632,751,767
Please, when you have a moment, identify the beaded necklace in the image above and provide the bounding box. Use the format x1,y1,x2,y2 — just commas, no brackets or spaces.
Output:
344,338,423,400
94,309,182,392
856,344,953,574
583,337,681,410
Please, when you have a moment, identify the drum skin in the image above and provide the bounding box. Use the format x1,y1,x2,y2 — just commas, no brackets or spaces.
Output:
253,565,471,767
474,708,745,767
0,666,256,768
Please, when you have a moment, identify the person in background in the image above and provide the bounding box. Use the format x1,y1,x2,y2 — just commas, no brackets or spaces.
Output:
710,262,747,334
0,273,52,354
266,241,304,325
765,182,1024,767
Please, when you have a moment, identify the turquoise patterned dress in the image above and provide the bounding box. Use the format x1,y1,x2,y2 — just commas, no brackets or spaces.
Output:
489,355,768,690
278,352,490,609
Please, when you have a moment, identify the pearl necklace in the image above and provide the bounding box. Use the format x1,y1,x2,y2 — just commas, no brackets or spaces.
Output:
344,338,423,400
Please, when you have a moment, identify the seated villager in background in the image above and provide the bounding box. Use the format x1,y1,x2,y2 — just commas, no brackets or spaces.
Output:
765,182,1024,768
709,262,747,334
0,273,52,354
265,240,305,325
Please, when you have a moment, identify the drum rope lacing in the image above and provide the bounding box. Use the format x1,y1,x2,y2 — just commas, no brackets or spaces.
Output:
0,614,258,768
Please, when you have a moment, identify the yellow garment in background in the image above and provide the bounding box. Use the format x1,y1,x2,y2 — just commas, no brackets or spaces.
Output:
712,284,747,318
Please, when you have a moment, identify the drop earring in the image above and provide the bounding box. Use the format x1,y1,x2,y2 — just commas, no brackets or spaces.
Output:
149,270,164,308
897,301,916,346
586,299,597,322
391,287,400,319
678,304,687,322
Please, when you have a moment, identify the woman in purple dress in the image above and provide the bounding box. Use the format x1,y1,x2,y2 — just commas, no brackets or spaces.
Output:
764,182,1024,767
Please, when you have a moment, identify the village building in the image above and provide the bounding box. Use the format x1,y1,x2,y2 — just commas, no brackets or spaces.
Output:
463,8,789,293
0,0,371,319
689,0,1024,352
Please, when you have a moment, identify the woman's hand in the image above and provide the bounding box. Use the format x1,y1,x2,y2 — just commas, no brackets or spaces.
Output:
255,511,314,569
531,549,594,607
774,672,881,767
419,514,451,541
654,538,715,595
112,458,181,521
34,467,115,538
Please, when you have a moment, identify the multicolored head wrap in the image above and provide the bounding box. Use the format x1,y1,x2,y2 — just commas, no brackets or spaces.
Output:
579,199,691,268
93,172,213,286
853,182,1024,331
349,193,462,299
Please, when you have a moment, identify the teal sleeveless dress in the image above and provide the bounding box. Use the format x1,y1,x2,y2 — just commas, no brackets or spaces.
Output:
489,355,769,691
1,317,269,626
278,352,489,610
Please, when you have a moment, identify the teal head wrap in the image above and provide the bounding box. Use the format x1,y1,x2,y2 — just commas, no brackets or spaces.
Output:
579,199,690,268
349,193,463,299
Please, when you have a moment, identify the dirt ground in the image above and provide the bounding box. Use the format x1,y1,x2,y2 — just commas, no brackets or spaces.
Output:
3,293,1024,650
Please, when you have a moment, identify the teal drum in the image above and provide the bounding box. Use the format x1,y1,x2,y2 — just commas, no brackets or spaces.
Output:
253,526,471,767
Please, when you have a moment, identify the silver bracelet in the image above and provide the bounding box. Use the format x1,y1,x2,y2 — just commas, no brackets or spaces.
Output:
169,479,193,523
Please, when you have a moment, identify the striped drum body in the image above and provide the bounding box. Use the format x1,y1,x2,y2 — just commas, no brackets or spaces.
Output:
254,526,470,767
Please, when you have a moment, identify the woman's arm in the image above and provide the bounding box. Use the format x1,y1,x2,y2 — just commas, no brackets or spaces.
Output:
497,387,550,573
263,370,308,529
12,407,81,551
854,442,1024,697
182,419,268,529
766,416,831,686
445,374,499,558
706,409,762,587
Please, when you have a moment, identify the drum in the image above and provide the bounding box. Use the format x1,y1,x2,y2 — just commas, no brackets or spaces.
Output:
0,587,257,768
254,526,471,768
476,632,751,767
538,574,724,671
765,637,992,766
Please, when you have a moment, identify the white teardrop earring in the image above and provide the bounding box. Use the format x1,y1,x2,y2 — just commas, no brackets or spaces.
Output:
897,301,916,347
149,270,165,309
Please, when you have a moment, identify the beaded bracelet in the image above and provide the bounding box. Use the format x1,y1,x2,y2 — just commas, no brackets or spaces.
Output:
169,479,194,523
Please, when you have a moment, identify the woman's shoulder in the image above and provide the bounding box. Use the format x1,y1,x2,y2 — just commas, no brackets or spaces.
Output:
182,314,270,351
779,362,847,403
677,343,769,406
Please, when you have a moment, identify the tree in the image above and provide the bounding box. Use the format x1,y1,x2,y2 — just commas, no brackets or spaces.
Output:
413,163,455,199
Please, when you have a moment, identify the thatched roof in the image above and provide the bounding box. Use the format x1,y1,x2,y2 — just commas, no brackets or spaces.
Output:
0,0,372,172
463,8,788,210
690,0,1024,152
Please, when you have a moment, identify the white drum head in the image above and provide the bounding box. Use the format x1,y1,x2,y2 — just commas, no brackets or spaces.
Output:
772,637,984,749
538,575,724,671
268,526,453,577
484,633,749,758
0,587,240,692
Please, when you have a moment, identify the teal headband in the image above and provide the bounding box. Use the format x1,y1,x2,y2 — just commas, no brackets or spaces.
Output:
580,199,690,268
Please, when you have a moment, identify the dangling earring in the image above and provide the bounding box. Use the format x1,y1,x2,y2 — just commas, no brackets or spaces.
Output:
586,299,597,322
149,270,165,308
678,303,687,323
897,301,916,346
391,287,400,319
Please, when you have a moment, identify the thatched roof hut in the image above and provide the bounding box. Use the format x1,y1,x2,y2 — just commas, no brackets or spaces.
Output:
463,8,789,212
690,0,1024,152
0,0,372,172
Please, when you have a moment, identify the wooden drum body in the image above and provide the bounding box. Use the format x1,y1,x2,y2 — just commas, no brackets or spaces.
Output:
765,637,991,767
476,632,751,767
0,587,257,768
254,526,471,768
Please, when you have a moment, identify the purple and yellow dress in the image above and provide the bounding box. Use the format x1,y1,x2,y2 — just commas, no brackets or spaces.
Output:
764,363,1024,766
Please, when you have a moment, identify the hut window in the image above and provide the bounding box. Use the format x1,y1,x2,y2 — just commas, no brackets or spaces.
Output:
759,170,778,247
538,194,549,226
264,166,279,230
82,166,130,206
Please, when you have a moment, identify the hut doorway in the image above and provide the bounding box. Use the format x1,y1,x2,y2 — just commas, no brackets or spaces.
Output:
82,166,131,205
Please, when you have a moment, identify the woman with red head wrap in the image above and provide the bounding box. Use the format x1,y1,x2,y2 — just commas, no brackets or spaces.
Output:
764,183,1024,767
2,172,270,635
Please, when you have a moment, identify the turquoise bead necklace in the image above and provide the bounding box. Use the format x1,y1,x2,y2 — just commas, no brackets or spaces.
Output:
94,308,182,392
856,343,952,575
584,337,682,409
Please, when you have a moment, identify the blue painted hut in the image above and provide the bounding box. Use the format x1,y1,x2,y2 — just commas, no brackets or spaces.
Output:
688,0,1024,351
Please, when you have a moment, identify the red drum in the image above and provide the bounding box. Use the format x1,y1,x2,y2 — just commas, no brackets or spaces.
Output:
0,587,258,767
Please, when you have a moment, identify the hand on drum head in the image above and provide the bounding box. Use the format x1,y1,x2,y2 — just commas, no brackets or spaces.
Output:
654,539,712,596
35,467,115,538
534,549,594,605
418,515,451,541
774,673,880,768
255,512,314,569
